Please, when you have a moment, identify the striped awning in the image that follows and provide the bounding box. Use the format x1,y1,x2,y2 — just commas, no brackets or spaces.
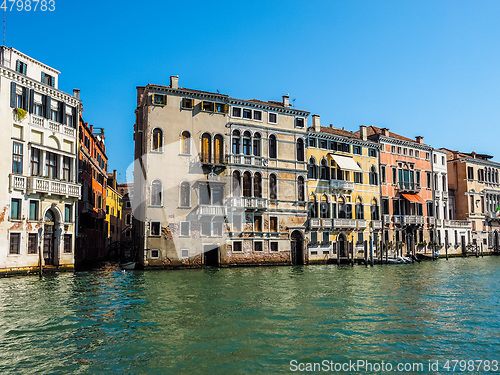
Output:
401,193,426,203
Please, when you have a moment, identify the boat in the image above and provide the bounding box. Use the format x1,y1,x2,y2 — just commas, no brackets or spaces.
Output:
416,253,438,261
120,262,136,270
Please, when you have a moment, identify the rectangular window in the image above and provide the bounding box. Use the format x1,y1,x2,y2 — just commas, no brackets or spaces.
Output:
242,108,252,119
11,198,21,220
66,114,73,127
233,241,242,252
417,203,423,216
295,118,304,128
268,113,277,124
233,214,242,232
354,172,363,184
151,249,160,258
322,232,330,244
42,72,54,86
202,101,215,112
64,204,72,223
181,98,194,109
415,150,420,158
319,140,328,149
28,233,38,254
253,110,262,121
9,233,20,254
232,107,242,118
64,234,72,253
213,222,223,237
270,242,278,252
150,222,161,236
16,60,27,74
63,156,72,181
180,221,190,236
46,152,59,179
270,216,278,232
369,148,377,157
353,146,361,155
13,142,23,174
202,221,211,236
382,199,390,215
181,249,189,258
308,137,316,148
29,200,39,221
311,231,317,244
427,172,431,188
254,241,263,251
153,94,165,105
381,166,386,183
392,168,397,184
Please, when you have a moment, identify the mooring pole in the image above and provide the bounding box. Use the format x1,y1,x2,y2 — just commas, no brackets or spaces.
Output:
38,227,43,277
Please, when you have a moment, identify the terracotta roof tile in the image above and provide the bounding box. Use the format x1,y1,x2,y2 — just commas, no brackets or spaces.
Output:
355,125,418,144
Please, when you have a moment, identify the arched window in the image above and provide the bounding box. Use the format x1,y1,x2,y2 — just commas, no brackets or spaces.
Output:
151,180,162,206
269,134,277,159
320,194,330,218
296,138,304,162
442,175,447,192
338,196,346,218
152,128,163,151
355,197,364,219
201,133,212,163
308,157,317,179
269,173,277,200
181,131,191,154
180,181,190,207
232,130,241,155
243,171,252,197
126,213,132,225
369,165,378,185
253,133,261,156
309,195,318,218
320,158,329,180
254,172,262,198
242,131,252,156
214,134,224,164
371,199,379,220
297,176,305,201
232,171,241,196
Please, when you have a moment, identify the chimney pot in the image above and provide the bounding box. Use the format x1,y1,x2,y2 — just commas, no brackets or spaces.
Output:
360,125,368,141
415,136,424,144
73,89,80,99
282,94,290,108
312,115,320,132
170,75,179,89
381,128,390,136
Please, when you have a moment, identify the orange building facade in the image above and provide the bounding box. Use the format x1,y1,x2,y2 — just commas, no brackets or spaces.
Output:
364,126,435,256
76,110,108,265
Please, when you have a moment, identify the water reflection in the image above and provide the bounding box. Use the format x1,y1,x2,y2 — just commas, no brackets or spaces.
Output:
0,258,498,374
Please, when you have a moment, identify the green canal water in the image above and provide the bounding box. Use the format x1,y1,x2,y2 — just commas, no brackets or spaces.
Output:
0,257,499,374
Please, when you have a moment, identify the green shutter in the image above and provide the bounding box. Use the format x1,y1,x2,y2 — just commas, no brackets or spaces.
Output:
10,82,16,108
41,72,45,84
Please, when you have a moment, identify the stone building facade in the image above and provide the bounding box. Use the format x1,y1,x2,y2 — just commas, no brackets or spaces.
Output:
133,76,309,268
1,47,81,274
443,149,500,252
306,119,381,263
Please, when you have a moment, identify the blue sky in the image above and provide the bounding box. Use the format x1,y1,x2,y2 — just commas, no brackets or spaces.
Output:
7,0,500,181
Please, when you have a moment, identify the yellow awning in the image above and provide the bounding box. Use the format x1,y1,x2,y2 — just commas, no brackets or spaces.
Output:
328,154,362,172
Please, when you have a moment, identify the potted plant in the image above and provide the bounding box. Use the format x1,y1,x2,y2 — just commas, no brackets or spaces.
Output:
15,108,28,121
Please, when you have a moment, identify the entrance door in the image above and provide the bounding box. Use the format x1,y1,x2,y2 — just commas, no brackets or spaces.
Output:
203,245,219,267
291,230,304,265
43,224,55,265
338,234,348,258
461,236,466,255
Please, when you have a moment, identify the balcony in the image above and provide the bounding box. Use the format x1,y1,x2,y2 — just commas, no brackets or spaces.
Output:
436,219,443,226
310,218,321,228
402,215,425,225
30,114,76,138
427,217,436,226
9,174,26,192
357,219,367,229
198,205,226,216
322,218,333,227
27,176,81,198
397,181,420,193
394,216,403,225
383,214,392,224
332,218,357,229
442,191,449,200
226,154,268,167
371,220,382,229
198,153,226,167
444,219,472,228
231,197,268,210
330,179,354,192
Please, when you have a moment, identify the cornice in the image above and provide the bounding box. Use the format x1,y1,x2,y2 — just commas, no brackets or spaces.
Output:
229,98,310,117
462,157,500,168
379,135,433,151
146,84,228,102
308,130,381,149
2,67,80,107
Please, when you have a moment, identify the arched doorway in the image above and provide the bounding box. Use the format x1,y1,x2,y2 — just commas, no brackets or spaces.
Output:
43,209,57,266
291,230,304,265
338,233,348,258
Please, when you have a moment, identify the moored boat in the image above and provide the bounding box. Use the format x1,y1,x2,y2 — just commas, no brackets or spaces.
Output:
120,262,136,270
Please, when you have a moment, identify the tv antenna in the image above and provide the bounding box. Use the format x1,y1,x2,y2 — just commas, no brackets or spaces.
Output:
3,9,5,45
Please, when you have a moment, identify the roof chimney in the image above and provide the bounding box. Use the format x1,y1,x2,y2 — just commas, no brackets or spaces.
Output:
73,89,80,100
360,125,367,141
415,136,424,144
471,151,477,159
312,115,321,132
170,75,179,89
381,128,390,136
90,124,93,133
282,94,290,108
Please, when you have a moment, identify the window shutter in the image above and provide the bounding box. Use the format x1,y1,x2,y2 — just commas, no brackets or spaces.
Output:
22,87,29,111
45,95,51,119
59,101,66,124
224,104,229,114
22,63,27,74
41,72,45,84
29,89,34,113
16,60,20,72
10,82,16,108
51,77,55,87
72,106,77,128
